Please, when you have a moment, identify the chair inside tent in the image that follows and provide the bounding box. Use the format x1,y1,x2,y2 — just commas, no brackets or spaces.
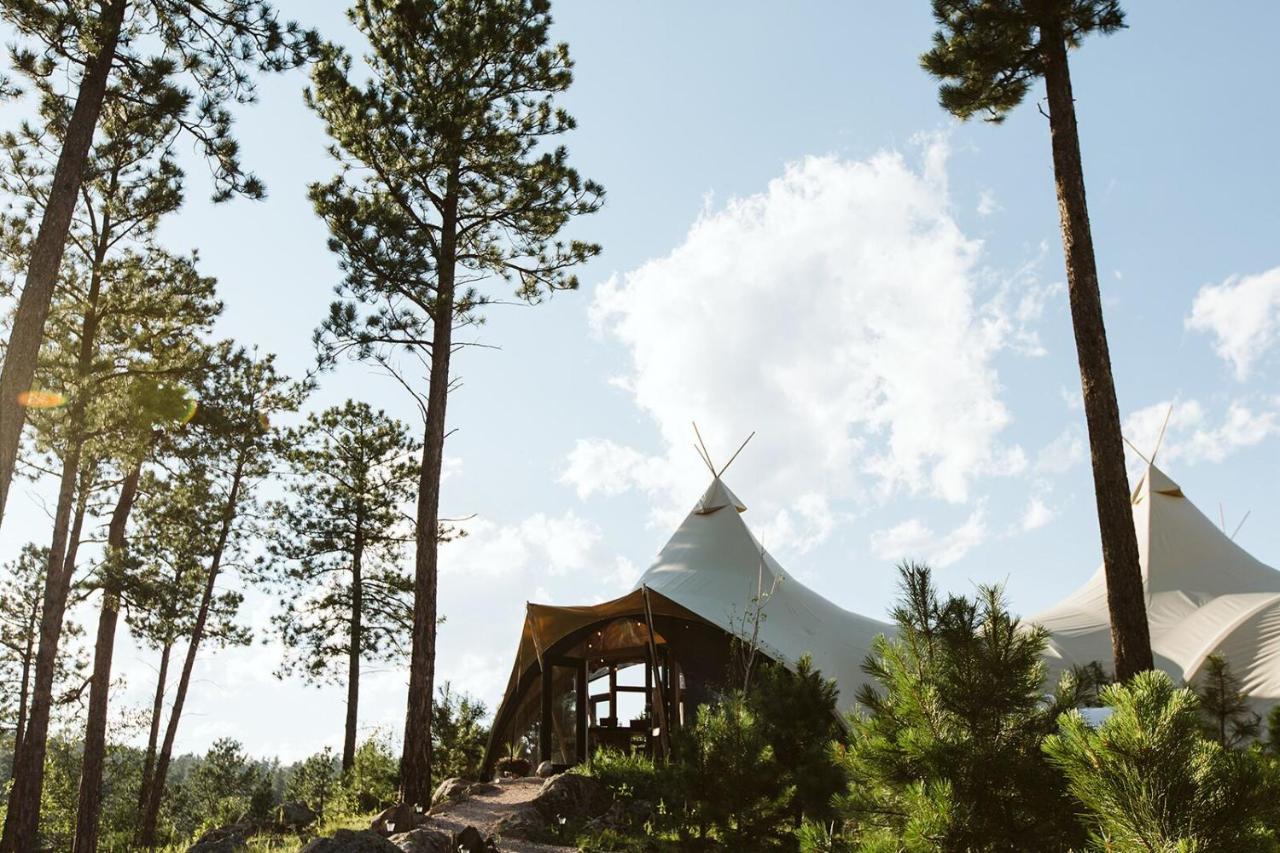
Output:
1032,463,1280,716
481,476,892,777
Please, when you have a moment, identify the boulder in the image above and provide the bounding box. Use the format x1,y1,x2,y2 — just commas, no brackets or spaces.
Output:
453,825,497,852
387,827,453,853
300,828,402,853
187,832,248,853
491,805,546,841
370,802,427,836
430,776,470,806
188,820,253,852
535,760,555,778
465,781,500,797
532,772,613,824
277,799,318,829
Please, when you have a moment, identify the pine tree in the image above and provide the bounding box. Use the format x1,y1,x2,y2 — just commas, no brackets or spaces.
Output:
0,1,316,540
262,400,418,775
1045,670,1275,851
834,563,1088,851
127,463,253,821
307,0,603,807
1194,652,1261,748
2,88,221,848
921,1,1152,682
430,683,488,790
0,544,86,766
136,345,306,846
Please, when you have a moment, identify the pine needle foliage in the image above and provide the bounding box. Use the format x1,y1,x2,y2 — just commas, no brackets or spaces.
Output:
920,0,1125,123
1193,652,1261,748
834,562,1089,851
1045,670,1277,852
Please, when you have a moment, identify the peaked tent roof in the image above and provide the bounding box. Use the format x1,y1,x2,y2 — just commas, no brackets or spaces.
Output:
636,477,891,713
484,476,893,763
1032,463,1280,706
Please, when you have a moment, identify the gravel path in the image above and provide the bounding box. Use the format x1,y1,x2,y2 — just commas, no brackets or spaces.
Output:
428,777,576,853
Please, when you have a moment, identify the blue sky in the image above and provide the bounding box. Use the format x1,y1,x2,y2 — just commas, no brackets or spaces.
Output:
4,1,1280,761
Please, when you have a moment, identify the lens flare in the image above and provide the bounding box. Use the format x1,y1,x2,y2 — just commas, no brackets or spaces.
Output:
16,390,65,409
179,399,199,424
257,412,270,431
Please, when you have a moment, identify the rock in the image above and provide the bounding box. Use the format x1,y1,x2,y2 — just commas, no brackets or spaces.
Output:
387,827,452,853
628,798,656,825
494,756,531,777
465,781,500,796
277,799,318,829
300,829,402,852
370,802,427,836
452,825,497,852
583,800,628,834
187,833,248,853
430,776,470,806
491,805,546,841
188,820,253,852
535,759,555,778
532,772,614,824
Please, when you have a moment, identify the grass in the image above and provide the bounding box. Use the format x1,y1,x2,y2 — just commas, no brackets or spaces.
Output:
155,810,377,853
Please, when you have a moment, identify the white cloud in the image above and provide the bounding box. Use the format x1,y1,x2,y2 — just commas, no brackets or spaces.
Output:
1186,265,1280,380
574,142,1034,527
1123,399,1279,466
442,511,602,577
869,505,988,568
1021,496,1054,531
1034,427,1086,475
977,189,1000,217
756,493,837,555
560,438,671,500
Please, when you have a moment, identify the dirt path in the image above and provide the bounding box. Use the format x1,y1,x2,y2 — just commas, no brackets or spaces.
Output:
428,777,575,852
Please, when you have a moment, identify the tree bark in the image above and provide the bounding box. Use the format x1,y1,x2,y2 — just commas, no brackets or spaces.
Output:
72,457,143,853
343,514,365,774
0,0,127,529
137,456,246,847
1,432,85,852
136,641,171,813
399,175,459,808
11,586,39,774
1041,24,1153,681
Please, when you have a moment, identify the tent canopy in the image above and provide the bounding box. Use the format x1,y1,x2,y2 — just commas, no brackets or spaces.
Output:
482,476,893,772
1032,463,1280,708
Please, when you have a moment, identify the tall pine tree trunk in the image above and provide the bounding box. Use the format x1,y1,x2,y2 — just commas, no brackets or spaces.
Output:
1042,24,1152,681
1,430,85,851
400,180,458,808
0,0,126,528
343,520,365,775
11,588,39,773
138,458,245,847
72,457,143,853
136,641,172,813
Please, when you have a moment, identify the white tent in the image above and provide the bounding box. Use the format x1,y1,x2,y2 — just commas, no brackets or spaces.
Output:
482,476,891,773
634,477,891,714
1032,463,1280,711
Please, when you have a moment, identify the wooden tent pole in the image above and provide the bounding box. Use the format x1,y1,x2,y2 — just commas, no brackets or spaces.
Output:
641,586,672,758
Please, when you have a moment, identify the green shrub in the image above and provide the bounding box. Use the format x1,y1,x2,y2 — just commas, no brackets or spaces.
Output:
672,692,793,849
577,748,666,804
1194,652,1261,747
832,562,1088,852
1045,669,1276,852
284,747,340,820
341,733,399,813
431,682,489,788
749,655,843,825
